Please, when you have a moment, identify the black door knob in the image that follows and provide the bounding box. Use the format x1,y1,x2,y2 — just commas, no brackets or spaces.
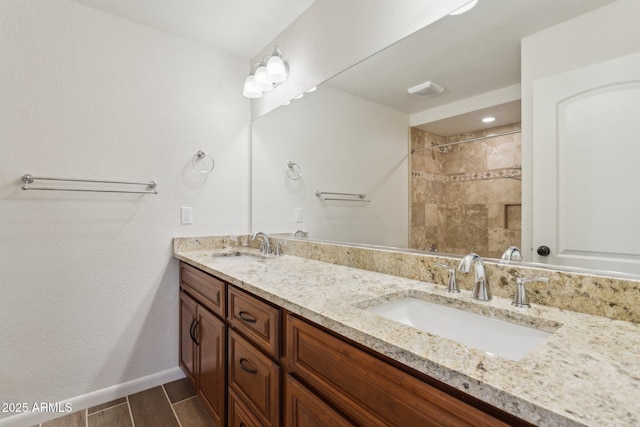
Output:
537,246,551,256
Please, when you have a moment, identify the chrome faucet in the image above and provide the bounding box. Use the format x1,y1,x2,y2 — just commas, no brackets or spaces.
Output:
501,246,522,262
512,277,549,308
434,263,459,293
250,231,271,254
292,230,308,238
458,253,492,301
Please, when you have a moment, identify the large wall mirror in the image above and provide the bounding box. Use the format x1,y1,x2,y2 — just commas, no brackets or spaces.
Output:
252,0,640,277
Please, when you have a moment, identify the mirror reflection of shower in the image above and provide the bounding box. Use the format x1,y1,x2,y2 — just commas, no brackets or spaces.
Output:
409,123,522,258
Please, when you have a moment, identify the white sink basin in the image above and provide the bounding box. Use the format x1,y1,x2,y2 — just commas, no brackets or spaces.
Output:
366,297,554,361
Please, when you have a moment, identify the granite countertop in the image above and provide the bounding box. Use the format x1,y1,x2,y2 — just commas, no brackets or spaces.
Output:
174,248,640,427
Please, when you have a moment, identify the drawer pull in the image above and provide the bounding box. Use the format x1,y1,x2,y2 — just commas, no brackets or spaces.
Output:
216,290,220,304
192,319,200,346
239,358,258,374
189,318,197,343
238,311,257,323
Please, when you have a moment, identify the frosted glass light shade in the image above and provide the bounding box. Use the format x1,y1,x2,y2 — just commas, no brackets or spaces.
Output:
254,65,273,91
242,75,262,98
266,55,288,83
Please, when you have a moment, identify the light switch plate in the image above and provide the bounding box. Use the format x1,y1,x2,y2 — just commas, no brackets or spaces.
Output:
181,207,193,224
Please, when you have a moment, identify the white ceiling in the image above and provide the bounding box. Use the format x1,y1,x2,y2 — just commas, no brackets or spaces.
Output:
326,0,618,136
68,0,315,58
67,0,619,136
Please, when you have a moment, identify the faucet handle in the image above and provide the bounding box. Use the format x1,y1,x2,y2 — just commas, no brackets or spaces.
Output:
512,277,550,308
434,263,459,293
274,242,282,256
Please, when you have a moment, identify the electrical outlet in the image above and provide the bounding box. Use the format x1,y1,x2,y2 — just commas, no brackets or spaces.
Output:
295,208,303,223
181,207,193,224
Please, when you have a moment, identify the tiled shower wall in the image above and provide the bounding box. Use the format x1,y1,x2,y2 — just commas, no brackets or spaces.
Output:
410,124,522,258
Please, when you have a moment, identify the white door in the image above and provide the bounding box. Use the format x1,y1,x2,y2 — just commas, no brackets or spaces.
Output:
532,52,640,275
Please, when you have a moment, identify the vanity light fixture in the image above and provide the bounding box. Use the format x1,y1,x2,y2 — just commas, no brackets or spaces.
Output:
243,46,289,98
253,63,273,92
449,0,478,16
482,116,496,123
266,46,288,83
242,66,262,99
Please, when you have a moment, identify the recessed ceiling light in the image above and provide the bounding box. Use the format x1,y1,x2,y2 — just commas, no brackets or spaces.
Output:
306,86,317,93
482,116,496,123
449,0,478,16
293,93,304,100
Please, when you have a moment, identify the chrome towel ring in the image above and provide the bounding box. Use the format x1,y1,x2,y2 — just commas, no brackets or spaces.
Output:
285,161,302,180
192,151,215,174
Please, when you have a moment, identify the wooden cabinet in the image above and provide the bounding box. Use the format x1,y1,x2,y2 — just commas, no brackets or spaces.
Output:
179,263,226,426
284,374,354,427
180,262,225,316
196,305,226,424
179,290,198,386
227,286,282,427
179,261,531,427
228,330,281,427
228,286,280,358
228,388,264,427
287,314,522,427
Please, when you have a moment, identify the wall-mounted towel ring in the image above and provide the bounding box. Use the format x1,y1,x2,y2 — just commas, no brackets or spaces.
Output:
285,161,302,180
192,151,215,174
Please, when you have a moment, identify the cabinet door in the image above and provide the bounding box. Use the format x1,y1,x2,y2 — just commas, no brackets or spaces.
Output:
196,306,226,427
179,291,197,388
285,375,354,427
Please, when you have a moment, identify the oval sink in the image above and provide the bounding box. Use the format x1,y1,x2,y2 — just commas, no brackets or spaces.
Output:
366,297,554,361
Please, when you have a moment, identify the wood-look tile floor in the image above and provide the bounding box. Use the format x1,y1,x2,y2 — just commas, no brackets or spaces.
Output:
33,379,215,427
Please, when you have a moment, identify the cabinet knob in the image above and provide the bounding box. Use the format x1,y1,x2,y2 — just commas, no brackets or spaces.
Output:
537,245,551,256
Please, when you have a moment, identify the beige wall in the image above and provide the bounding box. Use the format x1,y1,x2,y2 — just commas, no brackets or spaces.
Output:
410,124,521,258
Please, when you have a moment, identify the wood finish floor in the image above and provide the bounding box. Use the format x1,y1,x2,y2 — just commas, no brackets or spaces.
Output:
34,379,215,427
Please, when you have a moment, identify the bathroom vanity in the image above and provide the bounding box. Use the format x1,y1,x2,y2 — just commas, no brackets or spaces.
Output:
174,236,640,427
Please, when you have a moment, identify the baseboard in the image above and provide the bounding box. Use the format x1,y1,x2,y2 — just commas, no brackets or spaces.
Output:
0,367,185,427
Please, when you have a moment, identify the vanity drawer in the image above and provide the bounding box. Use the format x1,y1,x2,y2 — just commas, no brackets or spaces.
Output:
285,374,354,427
228,330,280,427
228,286,280,357
286,314,511,427
180,262,225,317
229,388,265,427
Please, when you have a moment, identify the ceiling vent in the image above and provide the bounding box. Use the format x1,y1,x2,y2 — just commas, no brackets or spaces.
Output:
407,81,444,96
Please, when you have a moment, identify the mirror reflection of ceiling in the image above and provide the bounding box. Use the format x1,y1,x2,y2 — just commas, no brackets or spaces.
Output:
327,0,618,135
67,0,316,57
